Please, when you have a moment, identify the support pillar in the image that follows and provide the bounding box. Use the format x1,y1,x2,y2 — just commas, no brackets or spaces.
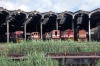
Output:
56,20,58,30
72,16,74,33
72,15,75,40
40,22,43,40
24,24,26,41
7,21,9,43
88,18,91,41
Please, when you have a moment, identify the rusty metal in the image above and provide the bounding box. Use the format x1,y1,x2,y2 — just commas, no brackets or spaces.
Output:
0,52,100,66
8,56,27,60
46,56,100,59
46,52,100,66
46,52,100,56
0,53,26,60
7,53,25,57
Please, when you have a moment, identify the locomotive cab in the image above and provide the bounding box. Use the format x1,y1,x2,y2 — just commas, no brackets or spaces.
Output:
10,31,24,43
78,29,87,42
61,29,74,40
30,32,40,40
51,30,60,40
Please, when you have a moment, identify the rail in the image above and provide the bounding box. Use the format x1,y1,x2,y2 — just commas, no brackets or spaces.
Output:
0,52,100,66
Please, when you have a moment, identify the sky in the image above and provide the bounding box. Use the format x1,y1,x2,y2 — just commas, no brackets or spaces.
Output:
0,0,100,13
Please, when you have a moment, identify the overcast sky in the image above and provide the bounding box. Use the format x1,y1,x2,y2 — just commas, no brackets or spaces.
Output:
0,0,100,12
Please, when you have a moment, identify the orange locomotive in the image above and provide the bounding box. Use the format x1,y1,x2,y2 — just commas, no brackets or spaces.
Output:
78,29,87,42
61,29,74,40
30,32,40,40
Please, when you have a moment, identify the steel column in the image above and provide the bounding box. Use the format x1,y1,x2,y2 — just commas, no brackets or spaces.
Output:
24,24,26,41
7,21,9,43
72,15,75,40
40,22,43,39
72,16,74,33
56,20,58,30
88,18,91,41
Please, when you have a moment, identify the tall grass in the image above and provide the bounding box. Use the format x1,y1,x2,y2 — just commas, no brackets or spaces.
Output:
0,52,59,66
0,40,100,66
2,40,100,54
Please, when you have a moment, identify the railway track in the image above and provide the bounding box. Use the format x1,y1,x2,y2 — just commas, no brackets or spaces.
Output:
1,52,100,59
45,52,100,66
46,52,100,56
0,52,100,66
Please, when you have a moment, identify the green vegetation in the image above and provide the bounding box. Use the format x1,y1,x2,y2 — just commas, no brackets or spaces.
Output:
3,40,100,54
0,40,100,66
0,52,59,66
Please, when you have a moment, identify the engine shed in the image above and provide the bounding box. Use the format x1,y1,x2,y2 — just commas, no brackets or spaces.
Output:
0,7,100,42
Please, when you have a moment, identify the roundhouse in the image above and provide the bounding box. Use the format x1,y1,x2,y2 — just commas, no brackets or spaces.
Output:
0,7,100,42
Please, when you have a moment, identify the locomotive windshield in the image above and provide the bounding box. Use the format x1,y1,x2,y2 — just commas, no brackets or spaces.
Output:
17,34,23,39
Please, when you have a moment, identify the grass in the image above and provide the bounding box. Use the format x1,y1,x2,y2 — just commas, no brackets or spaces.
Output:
2,40,100,54
0,52,59,66
0,40,100,66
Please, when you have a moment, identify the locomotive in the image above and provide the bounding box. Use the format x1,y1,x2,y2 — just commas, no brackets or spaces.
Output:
43,30,61,40
43,29,74,41
30,32,40,40
78,29,87,42
0,29,87,42
51,30,60,40
43,32,51,40
61,29,74,40
9,31,24,43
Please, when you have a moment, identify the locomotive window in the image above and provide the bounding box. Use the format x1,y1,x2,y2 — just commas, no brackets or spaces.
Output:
18,34,23,38
55,31,57,35
34,33,35,35
34,33,37,35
